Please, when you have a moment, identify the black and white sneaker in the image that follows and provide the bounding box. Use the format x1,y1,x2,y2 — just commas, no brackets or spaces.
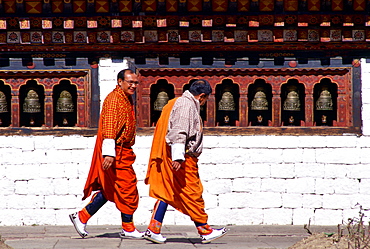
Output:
119,229,145,239
69,212,88,238
200,227,227,244
144,229,167,244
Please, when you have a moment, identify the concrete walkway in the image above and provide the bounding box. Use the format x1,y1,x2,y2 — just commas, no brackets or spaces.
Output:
0,225,337,249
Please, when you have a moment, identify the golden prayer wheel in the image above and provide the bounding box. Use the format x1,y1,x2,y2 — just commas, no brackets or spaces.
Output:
23,90,41,113
153,91,169,111
316,90,333,111
283,91,300,111
251,91,268,110
218,91,235,111
0,91,8,113
56,90,74,112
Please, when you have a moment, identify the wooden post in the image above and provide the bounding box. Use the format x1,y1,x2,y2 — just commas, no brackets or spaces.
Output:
305,93,314,126
44,90,53,127
239,95,248,127
11,95,19,127
206,94,216,127
272,94,281,126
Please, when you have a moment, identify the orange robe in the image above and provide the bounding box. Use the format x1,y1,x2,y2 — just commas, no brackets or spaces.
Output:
145,98,208,223
83,86,138,215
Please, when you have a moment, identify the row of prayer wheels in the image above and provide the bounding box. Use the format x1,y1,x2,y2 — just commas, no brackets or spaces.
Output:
151,86,335,127
0,89,75,127
153,88,334,111
0,85,336,127
0,90,74,113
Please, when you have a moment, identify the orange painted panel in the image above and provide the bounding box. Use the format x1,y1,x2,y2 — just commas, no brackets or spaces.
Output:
119,0,133,12
187,0,202,11
307,0,320,11
284,0,298,11
143,0,157,12
25,1,42,14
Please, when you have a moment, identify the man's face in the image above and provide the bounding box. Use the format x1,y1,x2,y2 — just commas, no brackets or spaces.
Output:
199,93,209,106
118,72,139,95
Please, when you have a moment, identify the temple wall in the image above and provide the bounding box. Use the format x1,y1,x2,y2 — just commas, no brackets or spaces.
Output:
1,58,370,226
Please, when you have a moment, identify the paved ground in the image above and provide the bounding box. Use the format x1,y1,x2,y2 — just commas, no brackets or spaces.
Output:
0,225,338,249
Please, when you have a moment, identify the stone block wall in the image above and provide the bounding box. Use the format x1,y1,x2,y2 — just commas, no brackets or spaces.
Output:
1,133,370,226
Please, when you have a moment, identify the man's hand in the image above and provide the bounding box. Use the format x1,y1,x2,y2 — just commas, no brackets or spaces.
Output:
172,160,183,171
102,156,115,170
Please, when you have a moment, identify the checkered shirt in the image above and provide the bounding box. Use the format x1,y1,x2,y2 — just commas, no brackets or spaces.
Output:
101,85,136,148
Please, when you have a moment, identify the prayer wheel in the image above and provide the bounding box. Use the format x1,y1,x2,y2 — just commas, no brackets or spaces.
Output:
218,91,235,111
316,90,333,111
251,91,268,110
56,90,74,112
0,91,8,113
283,90,300,111
23,90,41,113
153,91,169,111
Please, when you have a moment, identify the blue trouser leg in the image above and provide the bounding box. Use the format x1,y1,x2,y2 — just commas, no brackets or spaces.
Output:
153,200,168,222
85,191,108,216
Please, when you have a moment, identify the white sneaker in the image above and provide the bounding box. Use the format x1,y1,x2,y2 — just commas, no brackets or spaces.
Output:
144,229,167,244
200,227,227,244
119,229,145,239
69,212,88,238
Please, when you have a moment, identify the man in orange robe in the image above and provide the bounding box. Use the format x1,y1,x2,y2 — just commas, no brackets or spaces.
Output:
69,69,143,239
144,79,227,244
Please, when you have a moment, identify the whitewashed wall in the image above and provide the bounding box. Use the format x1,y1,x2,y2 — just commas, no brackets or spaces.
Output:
98,58,128,110
1,58,370,227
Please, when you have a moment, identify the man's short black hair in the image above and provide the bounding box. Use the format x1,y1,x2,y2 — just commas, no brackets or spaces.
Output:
117,69,135,81
189,79,212,96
